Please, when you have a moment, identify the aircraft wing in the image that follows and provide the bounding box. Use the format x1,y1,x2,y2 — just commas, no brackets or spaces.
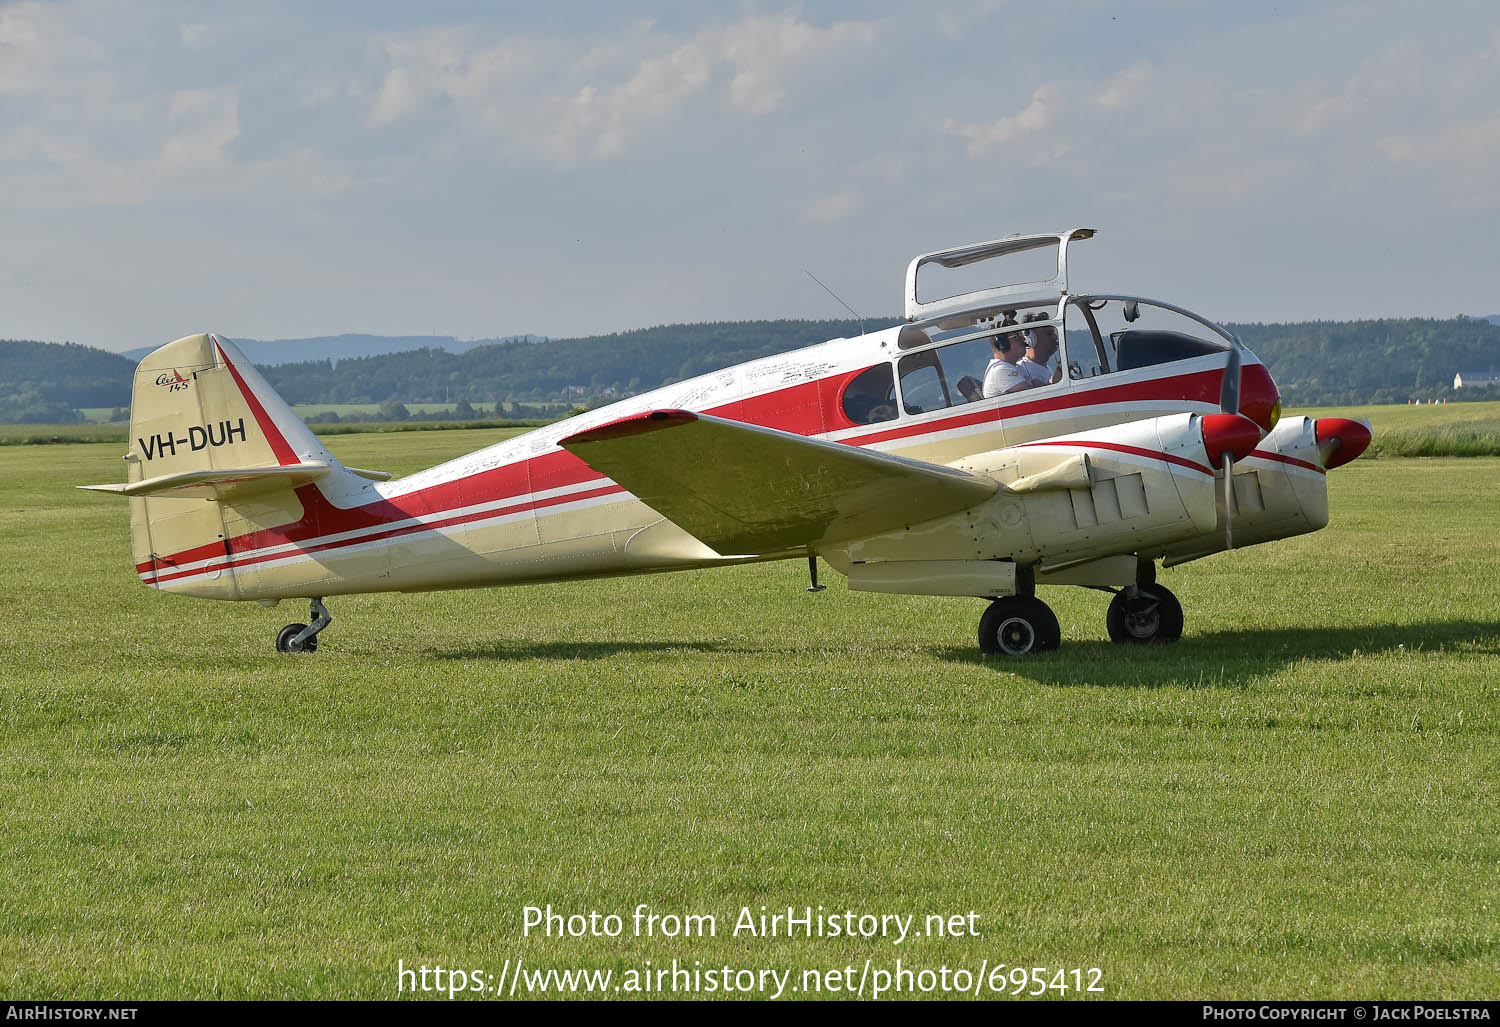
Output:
560,409,997,554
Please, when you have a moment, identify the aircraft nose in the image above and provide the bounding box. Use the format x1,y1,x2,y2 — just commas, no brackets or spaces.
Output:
1314,417,1372,469
1199,413,1263,466
1236,363,1281,432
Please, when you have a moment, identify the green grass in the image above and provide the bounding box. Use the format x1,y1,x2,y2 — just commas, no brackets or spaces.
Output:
1,432,1498,999
1288,399,1500,457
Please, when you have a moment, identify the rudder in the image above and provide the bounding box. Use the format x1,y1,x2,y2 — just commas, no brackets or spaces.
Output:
108,334,348,597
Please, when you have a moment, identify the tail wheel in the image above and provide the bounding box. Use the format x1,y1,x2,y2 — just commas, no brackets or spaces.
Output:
978,597,1061,656
276,623,319,653
1106,584,1184,644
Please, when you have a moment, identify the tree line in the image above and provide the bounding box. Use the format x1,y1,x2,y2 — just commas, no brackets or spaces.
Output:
3,316,1499,423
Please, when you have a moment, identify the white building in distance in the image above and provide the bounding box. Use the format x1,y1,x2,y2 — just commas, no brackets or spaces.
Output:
1453,371,1500,388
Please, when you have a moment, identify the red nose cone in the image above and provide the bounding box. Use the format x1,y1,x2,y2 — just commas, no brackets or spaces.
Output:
1200,413,1263,466
1314,417,1372,469
1237,363,1282,432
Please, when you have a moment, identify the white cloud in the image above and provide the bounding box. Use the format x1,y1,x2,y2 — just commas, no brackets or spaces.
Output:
367,27,540,128
807,191,857,223
936,0,1008,41
720,13,876,116
941,84,1061,157
1093,60,1153,112
365,12,880,166
161,86,239,170
1379,114,1500,203
178,22,220,50
0,0,107,95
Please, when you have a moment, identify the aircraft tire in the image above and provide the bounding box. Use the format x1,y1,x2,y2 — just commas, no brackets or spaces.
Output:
978,597,1061,656
276,623,319,653
1106,585,1183,644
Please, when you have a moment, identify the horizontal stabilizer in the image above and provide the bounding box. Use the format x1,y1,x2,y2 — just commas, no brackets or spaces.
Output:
560,409,997,554
78,462,333,501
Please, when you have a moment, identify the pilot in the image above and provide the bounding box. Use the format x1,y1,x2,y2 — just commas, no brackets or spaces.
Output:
982,329,1030,398
1019,314,1061,386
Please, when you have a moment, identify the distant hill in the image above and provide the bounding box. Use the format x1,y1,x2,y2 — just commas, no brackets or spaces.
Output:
256,320,881,407
121,332,545,366
1229,318,1500,405
6,316,1500,422
0,339,134,422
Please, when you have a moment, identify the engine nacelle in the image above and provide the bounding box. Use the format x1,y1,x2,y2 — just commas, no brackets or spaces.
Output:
823,412,1257,596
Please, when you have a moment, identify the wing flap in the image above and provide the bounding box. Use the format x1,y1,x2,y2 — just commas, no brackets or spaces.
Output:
560,410,997,554
79,462,333,501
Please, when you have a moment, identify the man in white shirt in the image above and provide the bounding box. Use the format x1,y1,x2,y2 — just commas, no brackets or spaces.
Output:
1018,323,1061,387
982,329,1030,398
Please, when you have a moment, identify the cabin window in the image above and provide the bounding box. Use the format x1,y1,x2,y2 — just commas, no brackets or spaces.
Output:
841,363,898,424
1065,298,1228,378
898,327,1061,414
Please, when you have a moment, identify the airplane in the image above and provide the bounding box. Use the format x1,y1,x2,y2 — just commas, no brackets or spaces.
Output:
82,229,1371,656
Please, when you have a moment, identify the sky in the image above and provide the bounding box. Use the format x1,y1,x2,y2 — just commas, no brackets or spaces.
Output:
3,0,1499,354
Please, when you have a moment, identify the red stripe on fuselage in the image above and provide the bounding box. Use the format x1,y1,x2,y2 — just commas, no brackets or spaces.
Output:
139,363,1251,576
1016,440,1213,475
1247,449,1325,474
145,482,626,585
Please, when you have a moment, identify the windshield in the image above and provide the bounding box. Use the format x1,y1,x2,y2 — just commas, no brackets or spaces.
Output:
1064,298,1229,379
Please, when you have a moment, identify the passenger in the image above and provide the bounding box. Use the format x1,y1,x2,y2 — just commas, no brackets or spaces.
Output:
982,329,1030,397
1019,315,1061,386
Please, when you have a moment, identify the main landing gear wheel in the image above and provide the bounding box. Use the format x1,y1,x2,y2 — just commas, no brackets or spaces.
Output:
1106,584,1183,644
275,597,331,653
276,623,318,653
978,596,1061,656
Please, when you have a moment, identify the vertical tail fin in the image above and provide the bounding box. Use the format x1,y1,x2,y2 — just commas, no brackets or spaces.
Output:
88,333,365,597
129,332,336,473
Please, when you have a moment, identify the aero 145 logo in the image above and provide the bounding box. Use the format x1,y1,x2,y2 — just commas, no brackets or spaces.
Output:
155,369,193,393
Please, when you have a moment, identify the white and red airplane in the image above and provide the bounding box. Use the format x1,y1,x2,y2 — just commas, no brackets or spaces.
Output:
83,229,1370,655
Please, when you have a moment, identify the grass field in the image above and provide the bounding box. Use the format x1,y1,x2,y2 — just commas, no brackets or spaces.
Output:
1,430,1497,1000
1293,400,1500,458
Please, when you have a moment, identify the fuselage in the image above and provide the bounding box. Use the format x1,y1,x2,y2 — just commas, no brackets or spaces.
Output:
136,320,1280,601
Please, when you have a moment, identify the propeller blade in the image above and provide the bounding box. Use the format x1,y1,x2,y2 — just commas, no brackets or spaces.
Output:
1219,333,1244,415
1222,452,1235,550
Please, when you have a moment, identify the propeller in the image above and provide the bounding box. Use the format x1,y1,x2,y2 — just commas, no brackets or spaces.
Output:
1217,333,1246,550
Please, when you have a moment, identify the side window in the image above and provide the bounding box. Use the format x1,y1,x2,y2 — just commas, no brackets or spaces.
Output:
898,350,949,414
841,363,897,424
898,328,1062,415
936,336,997,403
1067,299,1229,377
1065,302,1109,379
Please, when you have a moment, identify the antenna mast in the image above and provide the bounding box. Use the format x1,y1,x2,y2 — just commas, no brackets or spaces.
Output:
804,270,865,336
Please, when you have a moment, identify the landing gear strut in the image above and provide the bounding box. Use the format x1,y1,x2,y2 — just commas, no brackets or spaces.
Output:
276,597,331,653
1106,584,1182,644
